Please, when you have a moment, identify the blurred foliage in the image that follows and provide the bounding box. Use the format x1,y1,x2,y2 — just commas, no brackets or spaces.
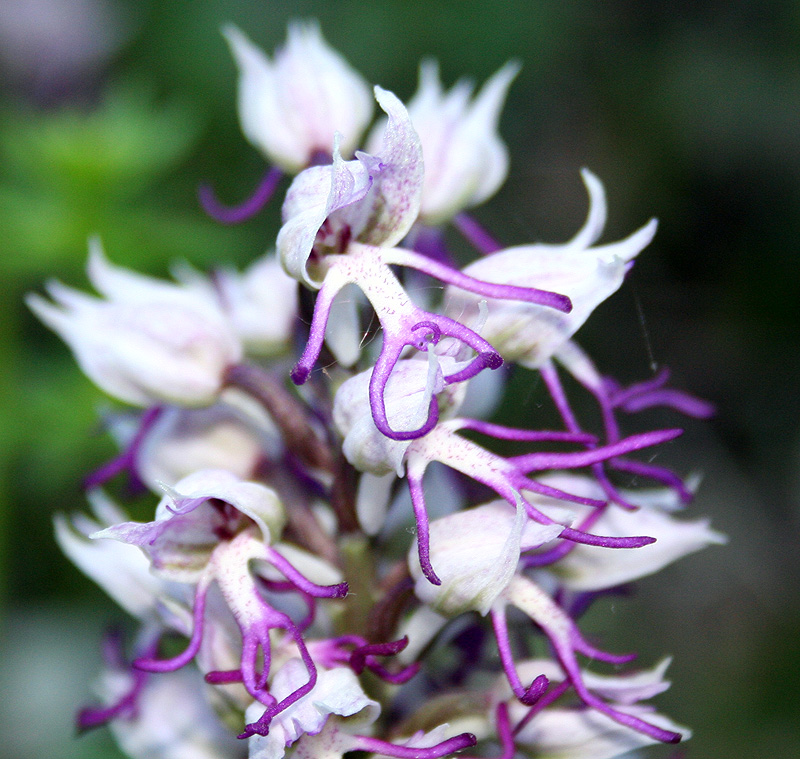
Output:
1,1,799,758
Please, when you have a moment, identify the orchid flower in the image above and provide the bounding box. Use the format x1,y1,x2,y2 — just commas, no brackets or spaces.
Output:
279,87,571,440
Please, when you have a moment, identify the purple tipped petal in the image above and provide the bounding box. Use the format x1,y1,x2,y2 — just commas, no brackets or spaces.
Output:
199,166,282,225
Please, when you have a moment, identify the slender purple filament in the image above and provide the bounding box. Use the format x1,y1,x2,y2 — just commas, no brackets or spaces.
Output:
83,406,163,491
198,166,283,225
453,212,503,255
351,732,478,759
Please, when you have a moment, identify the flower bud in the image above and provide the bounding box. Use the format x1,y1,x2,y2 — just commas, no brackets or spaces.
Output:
333,357,463,476
393,59,520,225
27,241,242,407
224,22,373,173
409,501,563,617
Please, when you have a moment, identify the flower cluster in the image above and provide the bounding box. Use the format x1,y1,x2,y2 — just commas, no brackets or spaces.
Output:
32,21,724,759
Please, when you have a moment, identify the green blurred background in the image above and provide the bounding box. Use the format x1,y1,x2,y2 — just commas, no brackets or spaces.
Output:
1,1,799,757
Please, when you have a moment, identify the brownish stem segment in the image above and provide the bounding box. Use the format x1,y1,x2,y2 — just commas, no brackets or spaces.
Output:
225,363,334,475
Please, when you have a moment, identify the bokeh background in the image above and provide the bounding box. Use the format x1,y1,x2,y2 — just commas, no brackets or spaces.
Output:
1,1,799,757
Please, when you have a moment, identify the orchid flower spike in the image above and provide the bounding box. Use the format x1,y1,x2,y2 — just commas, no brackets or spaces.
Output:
224,22,373,174
26,239,242,408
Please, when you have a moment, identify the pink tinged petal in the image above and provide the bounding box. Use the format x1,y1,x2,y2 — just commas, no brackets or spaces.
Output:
581,657,673,705
355,87,424,248
93,469,285,581
406,59,520,225
223,23,372,173
278,89,422,287
553,501,726,592
106,669,241,759
515,704,690,759
54,505,163,620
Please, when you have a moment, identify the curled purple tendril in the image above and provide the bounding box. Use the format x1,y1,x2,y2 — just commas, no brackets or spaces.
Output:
368,318,503,442
541,360,695,508
512,680,571,735
348,635,421,685
492,599,680,744
606,369,715,418
491,607,549,706
239,621,319,738
77,630,159,732
198,166,282,225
